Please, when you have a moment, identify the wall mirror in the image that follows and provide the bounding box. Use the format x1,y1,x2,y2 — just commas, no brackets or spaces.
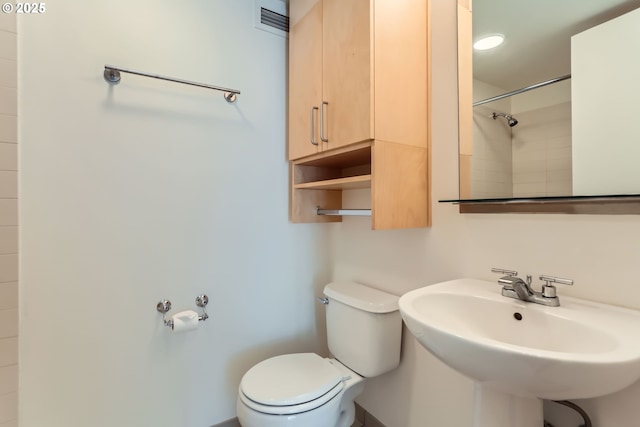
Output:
450,0,640,213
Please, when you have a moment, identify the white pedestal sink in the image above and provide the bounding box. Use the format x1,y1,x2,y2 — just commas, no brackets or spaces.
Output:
399,279,640,427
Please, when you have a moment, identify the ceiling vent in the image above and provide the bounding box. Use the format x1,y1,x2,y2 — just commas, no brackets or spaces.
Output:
255,0,289,37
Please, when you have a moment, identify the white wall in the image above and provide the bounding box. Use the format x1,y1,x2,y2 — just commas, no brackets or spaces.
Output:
0,8,18,427
572,7,640,195
19,1,331,426
334,1,640,427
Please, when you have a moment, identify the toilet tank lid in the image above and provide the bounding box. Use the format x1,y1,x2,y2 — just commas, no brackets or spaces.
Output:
324,281,399,313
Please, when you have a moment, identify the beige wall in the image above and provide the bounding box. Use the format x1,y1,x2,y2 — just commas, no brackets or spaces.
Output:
332,1,640,426
0,9,17,427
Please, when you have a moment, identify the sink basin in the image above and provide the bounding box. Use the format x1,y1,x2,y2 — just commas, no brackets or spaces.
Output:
399,279,640,402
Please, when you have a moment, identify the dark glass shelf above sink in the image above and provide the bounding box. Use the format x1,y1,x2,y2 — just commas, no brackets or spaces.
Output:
439,194,640,214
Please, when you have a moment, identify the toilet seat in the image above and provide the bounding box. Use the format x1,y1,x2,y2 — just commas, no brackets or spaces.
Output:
239,353,346,415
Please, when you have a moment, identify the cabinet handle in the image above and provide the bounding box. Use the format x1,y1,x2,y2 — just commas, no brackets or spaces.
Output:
310,106,319,146
320,101,328,143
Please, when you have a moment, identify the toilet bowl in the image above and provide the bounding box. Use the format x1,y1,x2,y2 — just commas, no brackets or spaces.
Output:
236,281,402,427
237,353,365,427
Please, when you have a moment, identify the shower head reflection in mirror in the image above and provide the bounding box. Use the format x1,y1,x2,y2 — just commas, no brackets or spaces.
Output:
492,111,518,127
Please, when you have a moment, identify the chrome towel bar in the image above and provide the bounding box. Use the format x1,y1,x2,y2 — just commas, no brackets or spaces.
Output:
316,208,372,216
103,65,241,103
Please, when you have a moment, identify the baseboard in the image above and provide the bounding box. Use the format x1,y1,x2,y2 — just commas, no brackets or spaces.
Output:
354,402,387,427
220,406,385,427
211,418,241,427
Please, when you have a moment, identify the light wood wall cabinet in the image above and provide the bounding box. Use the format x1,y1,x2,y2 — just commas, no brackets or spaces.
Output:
289,0,431,230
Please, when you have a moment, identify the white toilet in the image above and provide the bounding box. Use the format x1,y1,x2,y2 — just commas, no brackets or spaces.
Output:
236,281,402,427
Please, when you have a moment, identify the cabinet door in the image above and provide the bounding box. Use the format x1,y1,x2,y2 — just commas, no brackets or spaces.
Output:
289,0,324,160
322,0,373,150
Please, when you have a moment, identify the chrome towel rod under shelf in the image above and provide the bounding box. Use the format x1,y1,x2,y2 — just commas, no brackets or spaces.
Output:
316,208,372,216
103,65,241,103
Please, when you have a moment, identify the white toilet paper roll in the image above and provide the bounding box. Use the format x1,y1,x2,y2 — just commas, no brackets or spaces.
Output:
171,310,199,333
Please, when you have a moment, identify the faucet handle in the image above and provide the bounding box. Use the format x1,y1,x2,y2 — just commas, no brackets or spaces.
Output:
539,275,573,286
539,275,573,298
491,268,518,277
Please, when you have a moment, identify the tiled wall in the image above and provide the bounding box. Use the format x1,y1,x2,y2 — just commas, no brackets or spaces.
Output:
471,104,513,198
511,102,572,197
470,101,572,198
470,80,514,199
471,78,572,198
0,10,18,427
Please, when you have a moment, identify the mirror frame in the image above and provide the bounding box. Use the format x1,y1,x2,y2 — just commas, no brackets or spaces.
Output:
453,0,640,214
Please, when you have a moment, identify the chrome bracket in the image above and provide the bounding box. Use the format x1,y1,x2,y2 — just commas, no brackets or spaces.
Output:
223,92,237,103
156,299,174,328
195,294,209,322
103,67,121,84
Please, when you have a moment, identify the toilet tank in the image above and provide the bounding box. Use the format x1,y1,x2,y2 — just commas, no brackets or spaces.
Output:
323,281,402,378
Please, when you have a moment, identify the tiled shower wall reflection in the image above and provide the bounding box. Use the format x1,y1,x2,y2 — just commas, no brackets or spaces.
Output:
472,104,513,198
471,78,572,199
0,10,18,427
511,102,572,197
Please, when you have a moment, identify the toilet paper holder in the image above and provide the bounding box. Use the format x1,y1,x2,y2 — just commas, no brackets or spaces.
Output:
156,294,209,329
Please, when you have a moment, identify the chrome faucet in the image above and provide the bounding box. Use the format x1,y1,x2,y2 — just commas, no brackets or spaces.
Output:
491,268,573,307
